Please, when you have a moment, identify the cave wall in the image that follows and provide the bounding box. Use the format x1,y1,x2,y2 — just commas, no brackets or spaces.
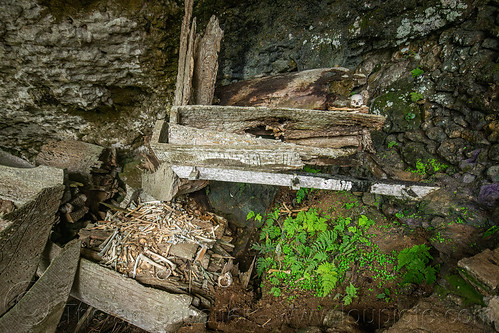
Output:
0,0,497,216
0,0,182,158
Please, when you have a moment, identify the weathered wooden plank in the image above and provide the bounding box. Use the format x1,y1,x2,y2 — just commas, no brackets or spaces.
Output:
152,143,359,171
215,67,367,110
170,166,440,200
174,105,385,134
71,258,207,333
0,240,80,333
0,166,64,316
192,15,223,105
168,124,363,150
35,140,105,186
174,0,194,106
0,165,63,207
142,163,209,201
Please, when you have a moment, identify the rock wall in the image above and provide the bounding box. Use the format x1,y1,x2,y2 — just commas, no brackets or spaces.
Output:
214,0,498,230
0,0,182,159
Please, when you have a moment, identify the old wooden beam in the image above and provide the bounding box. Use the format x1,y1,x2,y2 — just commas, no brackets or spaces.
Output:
71,258,207,332
0,165,64,316
173,105,385,134
151,143,359,171
170,166,439,200
192,15,223,105
174,0,195,106
0,240,80,333
215,67,367,110
0,165,63,207
35,140,105,186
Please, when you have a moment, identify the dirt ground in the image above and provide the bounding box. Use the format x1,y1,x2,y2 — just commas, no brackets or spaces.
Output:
57,188,445,333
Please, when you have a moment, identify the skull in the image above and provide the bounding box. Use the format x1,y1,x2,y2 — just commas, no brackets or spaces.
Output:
350,94,364,108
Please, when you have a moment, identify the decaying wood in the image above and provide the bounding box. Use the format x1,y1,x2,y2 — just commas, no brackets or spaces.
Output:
170,165,440,200
215,67,367,110
0,165,63,207
143,163,208,202
35,140,105,186
0,165,64,316
71,258,207,332
0,240,80,333
173,105,385,134
174,0,195,106
152,144,359,171
192,15,223,105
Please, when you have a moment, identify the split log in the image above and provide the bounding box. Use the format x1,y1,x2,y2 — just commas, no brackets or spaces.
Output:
215,67,367,110
192,15,223,105
174,0,195,106
172,105,385,136
0,165,64,316
71,258,207,332
0,240,80,333
170,165,440,200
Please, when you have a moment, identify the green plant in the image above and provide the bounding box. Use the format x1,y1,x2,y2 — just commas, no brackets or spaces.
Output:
387,141,398,149
405,112,416,121
253,208,398,300
411,67,424,78
296,188,310,204
343,283,358,305
483,225,499,238
376,288,391,303
410,91,423,102
407,159,449,176
397,244,437,285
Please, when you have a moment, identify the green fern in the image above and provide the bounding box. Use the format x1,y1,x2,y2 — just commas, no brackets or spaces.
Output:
397,244,437,284
316,262,338,297
343,283,358,305
312,230,337,253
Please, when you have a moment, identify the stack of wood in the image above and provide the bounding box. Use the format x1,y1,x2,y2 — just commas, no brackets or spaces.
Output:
79,199,238,306
35,140,124,235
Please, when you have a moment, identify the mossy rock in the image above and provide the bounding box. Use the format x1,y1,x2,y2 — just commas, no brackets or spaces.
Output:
371,91,422,133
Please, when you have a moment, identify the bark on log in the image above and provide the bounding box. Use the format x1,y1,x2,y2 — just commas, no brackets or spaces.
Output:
71,258,206,332
0,240,80,333
215,67,367,110
0,165,64,316
192,15,223,105
173,105,385,134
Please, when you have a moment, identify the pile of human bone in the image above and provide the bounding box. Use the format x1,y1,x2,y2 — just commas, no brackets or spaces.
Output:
79,199,238,306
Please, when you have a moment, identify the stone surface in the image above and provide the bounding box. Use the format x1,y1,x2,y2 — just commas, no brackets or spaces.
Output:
0,0,181,159
322,310,364,333
207,181,278,228
458,248,499,296
384,295,493,333
479,296,499,332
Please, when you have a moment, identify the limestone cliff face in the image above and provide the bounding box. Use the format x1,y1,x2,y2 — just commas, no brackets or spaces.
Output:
0,0,181,158
0,0,497,198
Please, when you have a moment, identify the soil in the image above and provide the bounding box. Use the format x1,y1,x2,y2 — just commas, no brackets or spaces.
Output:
57,188,438,333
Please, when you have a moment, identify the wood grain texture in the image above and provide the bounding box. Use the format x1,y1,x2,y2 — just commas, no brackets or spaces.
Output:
192,15,223,105
71,258,207,333
152,142,358,171
174,0,194,106
0,166,64,316
171,166,440,200
174,105,385,133
0,240,80,333
215,67,367,110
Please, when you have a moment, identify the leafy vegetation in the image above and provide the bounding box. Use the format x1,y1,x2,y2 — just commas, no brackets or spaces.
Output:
387,141,398,149
250,208,401,300
411,67,424,78
410,91,423,102
296,166,321,203
407,158,449,176
397,244,437,285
